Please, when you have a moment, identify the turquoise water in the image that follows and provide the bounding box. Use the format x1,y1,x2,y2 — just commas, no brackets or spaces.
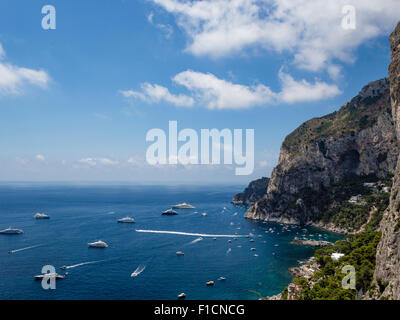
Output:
0,184,342,300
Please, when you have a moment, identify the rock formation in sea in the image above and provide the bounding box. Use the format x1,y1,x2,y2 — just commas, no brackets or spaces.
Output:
232,177,269,205
371,21,400,300
245,78,399,229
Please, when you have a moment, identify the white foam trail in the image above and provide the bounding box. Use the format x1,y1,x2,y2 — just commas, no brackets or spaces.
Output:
131,264,146,278
9,244,42,253
135,229,246,238
64,259,106,269
188,237,203,245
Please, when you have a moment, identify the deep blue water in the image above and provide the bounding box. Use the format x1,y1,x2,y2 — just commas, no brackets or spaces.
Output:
0,184,342,300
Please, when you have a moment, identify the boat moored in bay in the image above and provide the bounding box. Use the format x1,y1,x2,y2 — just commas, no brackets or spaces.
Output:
0,227,23,234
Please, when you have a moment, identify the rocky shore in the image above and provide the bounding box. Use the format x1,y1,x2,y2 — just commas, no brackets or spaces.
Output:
290,237,333,247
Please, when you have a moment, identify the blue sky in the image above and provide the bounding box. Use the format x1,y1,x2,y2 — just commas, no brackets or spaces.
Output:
0,0,399,183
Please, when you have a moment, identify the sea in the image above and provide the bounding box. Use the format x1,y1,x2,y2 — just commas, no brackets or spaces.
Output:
0,183,343,300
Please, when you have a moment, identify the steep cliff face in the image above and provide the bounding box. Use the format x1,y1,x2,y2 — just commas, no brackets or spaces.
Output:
232,177,269,205
372,22,400,300
246,78,399,228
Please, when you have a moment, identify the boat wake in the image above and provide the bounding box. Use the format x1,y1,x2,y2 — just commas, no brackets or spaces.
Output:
226,248,232,254
135,229,246,238
8,244,42,254
131,264,146,278
62,259,107,269
187,237,203,245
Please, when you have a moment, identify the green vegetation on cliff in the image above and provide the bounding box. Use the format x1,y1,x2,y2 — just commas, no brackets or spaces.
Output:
280,175,391,300
282,82,391,154
289,174,392,232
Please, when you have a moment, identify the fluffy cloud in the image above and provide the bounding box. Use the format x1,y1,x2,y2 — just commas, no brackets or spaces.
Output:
0,44,50,95
35,154,46,161
278,70,341,103
151,0,400,73
121,70,340,109
120,82,194,107
79,157,119,166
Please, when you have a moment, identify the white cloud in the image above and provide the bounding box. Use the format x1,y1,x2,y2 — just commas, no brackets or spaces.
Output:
151,0,400,73
122,69,340,109
120,82,194,107
35,154,45,161
147,11,174,38
173,70,275,109
0,44,50,95
278,70,341,104
78,157,119,166
127,156,145,166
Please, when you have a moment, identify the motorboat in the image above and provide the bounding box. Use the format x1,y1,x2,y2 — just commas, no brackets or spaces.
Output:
206,281,214,286
217,277,226,281
172,203,195,209
117,217,135,223
34,213,50,219
88,240,108,248
176,251,185,256
162,209,178,215
178,293,186,299
0,227,23,234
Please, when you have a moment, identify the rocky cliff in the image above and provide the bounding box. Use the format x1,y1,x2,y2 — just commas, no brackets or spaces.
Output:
245,78,399,230
232,177,269,205
371,22,400,300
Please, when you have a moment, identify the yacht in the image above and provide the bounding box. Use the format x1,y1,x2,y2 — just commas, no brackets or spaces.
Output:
178,293,186,299
217,277,226,281
176,251,185,256
0,227,23,234
34,273,65,280
117,217,135,223
162,209,178,215
88,240,108,248
201,212,207,216
172,203,195,209
34,213,50,219
206,281,214,286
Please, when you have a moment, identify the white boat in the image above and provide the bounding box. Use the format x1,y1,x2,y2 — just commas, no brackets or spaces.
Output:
201,212,207,216
217,277,226,281
34,213,50,219
250,248,256,251
206,281,214,286
162,209,178,215
172,203,195,209
117,217,135,223
34,273,65,280
88,240,108,248
178,293,186,299
0,227,23,234
176,251,184,256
